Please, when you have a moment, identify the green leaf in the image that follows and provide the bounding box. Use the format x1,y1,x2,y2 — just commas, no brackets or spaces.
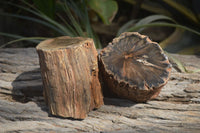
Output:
63,0,84,37
117,19,138,36
56,14,78,36
160,29,200,55
64,0,102,48
8,1,75,36
135,15,176,29
125,0,199,25
162,0,199,24
160,28,185,49
1,0,102,48
88,0,118,25
0,32,25,40
33,0,55,19
117,15,176,36
0,32,48,48
124,0,171,16
126,22,200,36
83,0,101,48
0,12,65,35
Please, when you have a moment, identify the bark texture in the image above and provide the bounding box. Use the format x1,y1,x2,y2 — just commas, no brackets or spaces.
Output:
36,36,103,119
0,48,200,132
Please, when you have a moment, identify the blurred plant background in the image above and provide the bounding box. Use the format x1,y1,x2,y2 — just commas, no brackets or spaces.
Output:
0,0,200,55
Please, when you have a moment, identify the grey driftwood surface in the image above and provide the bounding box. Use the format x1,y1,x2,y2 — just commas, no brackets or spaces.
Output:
0,48,200,133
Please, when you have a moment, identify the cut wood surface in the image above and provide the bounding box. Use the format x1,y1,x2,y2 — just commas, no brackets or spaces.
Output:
36,36,103,119
0,48,200,133
100,32,171,102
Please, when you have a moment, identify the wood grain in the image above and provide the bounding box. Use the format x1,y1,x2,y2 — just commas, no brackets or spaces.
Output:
0,48,200,132
36,36,103,119
100,32,171,102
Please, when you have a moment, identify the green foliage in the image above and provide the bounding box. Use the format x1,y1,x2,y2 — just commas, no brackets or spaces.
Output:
162,0,199,25
0,31,48,48
117,13,200,55
124,0,171,16
0,0,101,48
125,22,200,37
118,14,200,36
0,35,48,48
124,0,200,26
1,0,200,72
32,0,55,19
0,0,200,53
88,0,118,25
117,15,175,35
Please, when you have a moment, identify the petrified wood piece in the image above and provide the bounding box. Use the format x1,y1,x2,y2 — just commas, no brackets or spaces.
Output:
1,48,200,132
100,32,171,102
36,36,103,119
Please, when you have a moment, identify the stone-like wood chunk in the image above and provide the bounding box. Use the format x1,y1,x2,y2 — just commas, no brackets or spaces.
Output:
99,32,171,102
36,36,103,119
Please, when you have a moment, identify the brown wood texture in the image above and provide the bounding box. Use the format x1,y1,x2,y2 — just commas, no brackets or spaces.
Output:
100,32,171,102
36,36,103,119
0,48,200,132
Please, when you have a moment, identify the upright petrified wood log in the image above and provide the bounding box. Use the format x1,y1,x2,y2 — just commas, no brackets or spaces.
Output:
36,36,103,119
99,32,171,102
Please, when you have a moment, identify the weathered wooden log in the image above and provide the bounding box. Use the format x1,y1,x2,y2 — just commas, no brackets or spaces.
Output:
99,32,171,102
1,48,200,132
36,36,103,119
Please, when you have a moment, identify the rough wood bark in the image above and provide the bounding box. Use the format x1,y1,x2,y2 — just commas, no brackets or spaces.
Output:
100,32,171,102
36,36,103,119
0,48,200,132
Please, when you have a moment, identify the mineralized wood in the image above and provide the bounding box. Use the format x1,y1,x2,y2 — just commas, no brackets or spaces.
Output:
100,32,171,102
0,48,200,132
36,36,103,119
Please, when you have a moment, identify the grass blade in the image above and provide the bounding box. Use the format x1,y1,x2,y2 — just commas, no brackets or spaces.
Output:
136,14,176,25
33,0,55,19
124,0,171,16
162,0,199,24
135,15,176,32
117,19,138,36
0,32,48,48
56,14,78,36
6,1,75,36
118,15,176,36
127,22,200,36
82,0,101,48
165,51,200,73
0,12,65,35
164,51,186,72
188,69,200,73
63,0,84,36
0,37,48,48
160,28,184,49
0,32,24,40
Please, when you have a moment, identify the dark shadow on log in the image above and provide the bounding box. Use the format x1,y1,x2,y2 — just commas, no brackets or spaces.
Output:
11,68,48,112
11,68,136,115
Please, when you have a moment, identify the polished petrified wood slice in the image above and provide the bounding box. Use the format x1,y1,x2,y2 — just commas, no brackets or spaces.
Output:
99,32,171,102
36,36,103,119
